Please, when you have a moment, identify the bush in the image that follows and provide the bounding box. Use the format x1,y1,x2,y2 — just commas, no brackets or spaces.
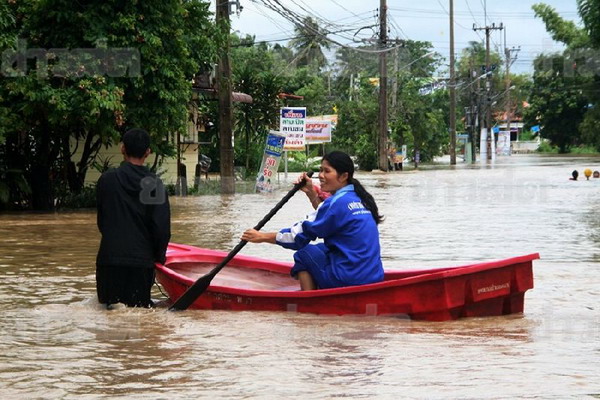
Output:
536,140,558,153
569,145,599,154
355,136,377,171
286,152,322,172
519,130,534,141
55,185,97,209
536,140,559,154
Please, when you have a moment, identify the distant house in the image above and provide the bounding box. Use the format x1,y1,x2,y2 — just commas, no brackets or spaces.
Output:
496,112,524,142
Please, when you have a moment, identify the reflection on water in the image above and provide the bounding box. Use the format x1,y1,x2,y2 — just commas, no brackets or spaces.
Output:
0,154,599,398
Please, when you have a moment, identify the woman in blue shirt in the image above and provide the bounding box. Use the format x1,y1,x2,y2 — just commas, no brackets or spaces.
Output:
242,151,384,290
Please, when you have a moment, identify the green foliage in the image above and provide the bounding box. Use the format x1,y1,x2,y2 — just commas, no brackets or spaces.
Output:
395,80,448,162
525,53,589,152
0,0,217,209
533,3,590,48
519,129,535,141
231,34,285,173
0,167,31,209
332,40,448,167
55,184,97,209
353,135,378,171
575,0,600,151
529,3,600,153
578,0,600,47
580,102,600,151
289,17,330,70
391,42,448,163
286,67,331,115
334,81,379,170
536,140,559,153
569,144,599,154
286,151,322,172
455,40,506,148
166,178,257,196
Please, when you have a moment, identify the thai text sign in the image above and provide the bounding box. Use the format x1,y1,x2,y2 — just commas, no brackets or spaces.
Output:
281,107,306,151
305,119,332,144
256,131,285,193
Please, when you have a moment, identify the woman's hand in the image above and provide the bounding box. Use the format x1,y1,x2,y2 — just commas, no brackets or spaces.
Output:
295,172,321,209
241,229,276,244
294,172,314,194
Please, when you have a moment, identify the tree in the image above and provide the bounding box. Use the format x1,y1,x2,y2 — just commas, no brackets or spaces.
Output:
0,0,217,209
331,40,448,167
578,0,600,47
282,66,331,115
576,0,600,150
524,53,589,152
391,76,448,164
533,3,589,48
335,80,379,170
289,17,330,70
231,35,284,173
455,40,505,140
390,41,447,163
529,3,600,151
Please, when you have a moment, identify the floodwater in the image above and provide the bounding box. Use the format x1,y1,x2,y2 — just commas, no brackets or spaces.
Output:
0,154,599,399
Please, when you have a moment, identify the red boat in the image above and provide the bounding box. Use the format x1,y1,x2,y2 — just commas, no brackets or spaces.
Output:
156,243,539,321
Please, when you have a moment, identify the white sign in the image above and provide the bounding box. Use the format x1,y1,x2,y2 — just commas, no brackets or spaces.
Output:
497,131,511,156
305,119,332,144
281,107,306,151
256,131,286,193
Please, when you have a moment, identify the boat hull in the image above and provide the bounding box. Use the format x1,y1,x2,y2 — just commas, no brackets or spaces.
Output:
156,243,538,321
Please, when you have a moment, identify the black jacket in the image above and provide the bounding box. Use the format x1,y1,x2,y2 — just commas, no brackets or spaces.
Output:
96,162,171,268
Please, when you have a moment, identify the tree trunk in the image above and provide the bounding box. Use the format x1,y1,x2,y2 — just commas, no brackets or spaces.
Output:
29,124,60,210
30,163,54,210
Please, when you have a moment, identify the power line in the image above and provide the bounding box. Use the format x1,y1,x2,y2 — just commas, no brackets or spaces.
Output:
465,0,484,41
388,6,578,19
252,0,405,54
435,0,484,31
231,25,376,47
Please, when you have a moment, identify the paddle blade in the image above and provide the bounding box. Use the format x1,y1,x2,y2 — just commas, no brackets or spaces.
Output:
168,272,214,311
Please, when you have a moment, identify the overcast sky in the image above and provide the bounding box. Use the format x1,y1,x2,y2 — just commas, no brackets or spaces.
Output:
221,0,581,74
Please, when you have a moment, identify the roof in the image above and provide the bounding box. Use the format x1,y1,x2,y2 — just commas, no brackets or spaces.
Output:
278,93,304,100
193,88,253,104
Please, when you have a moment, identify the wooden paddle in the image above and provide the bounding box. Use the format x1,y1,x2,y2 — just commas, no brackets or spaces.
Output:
169,171,314,311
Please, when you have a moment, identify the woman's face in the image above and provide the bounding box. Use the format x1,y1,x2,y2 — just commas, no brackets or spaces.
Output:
319,159,348,193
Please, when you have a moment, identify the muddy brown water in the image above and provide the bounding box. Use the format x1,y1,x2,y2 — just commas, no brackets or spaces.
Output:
0,154,599,399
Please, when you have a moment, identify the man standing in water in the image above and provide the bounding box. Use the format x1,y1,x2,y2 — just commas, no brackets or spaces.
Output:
96,128,171,308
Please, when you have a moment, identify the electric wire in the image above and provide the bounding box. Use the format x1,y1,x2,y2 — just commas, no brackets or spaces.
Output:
252,0,405,54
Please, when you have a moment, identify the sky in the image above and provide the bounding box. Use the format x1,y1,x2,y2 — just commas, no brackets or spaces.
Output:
220,0,582,74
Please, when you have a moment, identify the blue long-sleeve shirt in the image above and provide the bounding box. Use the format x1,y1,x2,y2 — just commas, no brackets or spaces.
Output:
276,185,384,286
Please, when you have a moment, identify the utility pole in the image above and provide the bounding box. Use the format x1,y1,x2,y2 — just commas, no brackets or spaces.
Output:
504,30,520,145
217,0,235,193
391,44,399,111
474,22,503,160
377,0,388,172
468,59,478,163
449,0,456,165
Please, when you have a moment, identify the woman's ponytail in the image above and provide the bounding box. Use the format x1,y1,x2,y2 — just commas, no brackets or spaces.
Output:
350,178,383,224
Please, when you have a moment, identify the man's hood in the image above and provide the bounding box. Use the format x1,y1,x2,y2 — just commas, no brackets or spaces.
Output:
116,162,152,195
